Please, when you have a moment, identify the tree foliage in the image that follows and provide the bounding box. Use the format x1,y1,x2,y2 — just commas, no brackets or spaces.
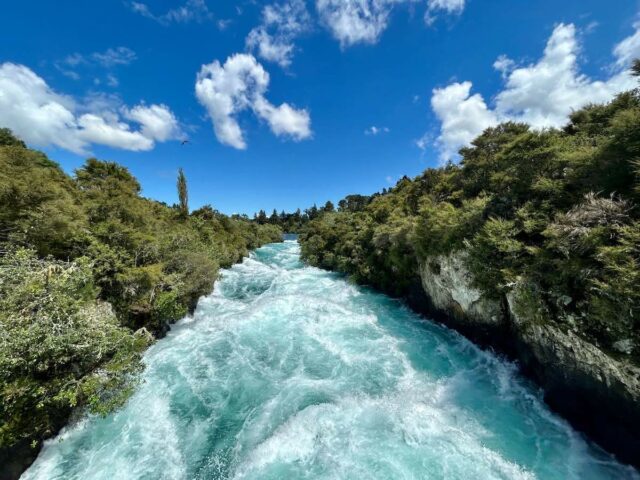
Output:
0,249,151,448
0,130,282,454
301,87,640,362
177,167,189,218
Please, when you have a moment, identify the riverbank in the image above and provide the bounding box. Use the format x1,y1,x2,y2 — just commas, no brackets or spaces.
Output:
0,235,282,480
0,131,283,480
22,241,637,479
297,88,640,468
300,234,640,469
411,253,640,469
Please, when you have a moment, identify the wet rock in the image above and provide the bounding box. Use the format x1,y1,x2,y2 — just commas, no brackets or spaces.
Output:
417,250,640,469
419,252,502,327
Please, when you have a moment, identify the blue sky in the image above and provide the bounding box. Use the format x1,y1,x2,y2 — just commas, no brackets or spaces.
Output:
1,0,639,215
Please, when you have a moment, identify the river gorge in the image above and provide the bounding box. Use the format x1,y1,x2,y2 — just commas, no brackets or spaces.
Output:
23,241,638,479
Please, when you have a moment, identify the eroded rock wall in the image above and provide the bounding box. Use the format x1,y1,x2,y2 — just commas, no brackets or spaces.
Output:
418,251,640,467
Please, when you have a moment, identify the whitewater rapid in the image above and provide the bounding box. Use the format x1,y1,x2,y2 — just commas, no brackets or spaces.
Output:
23,241,637,479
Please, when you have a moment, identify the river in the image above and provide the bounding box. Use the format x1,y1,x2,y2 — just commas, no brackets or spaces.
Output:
23,240,638,479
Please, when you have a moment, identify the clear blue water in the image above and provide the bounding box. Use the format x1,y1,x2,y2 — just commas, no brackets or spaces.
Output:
23,241,638,479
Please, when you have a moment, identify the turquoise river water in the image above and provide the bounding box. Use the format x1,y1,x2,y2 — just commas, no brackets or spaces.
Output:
23,241,638,479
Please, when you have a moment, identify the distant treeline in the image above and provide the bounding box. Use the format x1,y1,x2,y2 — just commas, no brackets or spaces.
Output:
253,193,396,232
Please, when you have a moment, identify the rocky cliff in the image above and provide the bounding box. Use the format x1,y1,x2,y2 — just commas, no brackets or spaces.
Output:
418,251,640,468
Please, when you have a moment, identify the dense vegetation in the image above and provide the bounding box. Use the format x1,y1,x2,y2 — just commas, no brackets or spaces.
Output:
301,82,640,364
0,131,281,460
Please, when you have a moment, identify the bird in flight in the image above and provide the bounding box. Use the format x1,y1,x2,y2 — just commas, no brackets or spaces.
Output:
181,139,190,145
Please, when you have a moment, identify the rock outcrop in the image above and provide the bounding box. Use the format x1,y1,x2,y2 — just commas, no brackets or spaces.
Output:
420,253,503,328
417,251,640,468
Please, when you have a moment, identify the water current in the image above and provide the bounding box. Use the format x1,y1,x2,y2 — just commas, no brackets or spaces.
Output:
23,241,638,479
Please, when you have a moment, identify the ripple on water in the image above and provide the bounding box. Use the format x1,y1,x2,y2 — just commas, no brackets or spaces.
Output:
23,241,639,480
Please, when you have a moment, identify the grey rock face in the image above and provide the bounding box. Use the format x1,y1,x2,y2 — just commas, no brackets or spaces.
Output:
418,250,640,468
419,252,502,326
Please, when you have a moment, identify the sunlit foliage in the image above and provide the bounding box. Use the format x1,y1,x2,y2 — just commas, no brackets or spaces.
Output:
301,87,640,362
0,132,282,455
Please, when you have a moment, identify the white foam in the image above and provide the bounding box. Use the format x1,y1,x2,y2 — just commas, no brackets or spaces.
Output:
22,241,639,480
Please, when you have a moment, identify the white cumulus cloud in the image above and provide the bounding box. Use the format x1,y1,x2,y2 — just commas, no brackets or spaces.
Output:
316,0,392,47
125,104,181,142
0,63,181,154
493,54,515,78
246,0,311,68
316,0,465,47
425,0,465,25
75,114,153,151
195,53,311,149
431,81,497,161
429,22,639,162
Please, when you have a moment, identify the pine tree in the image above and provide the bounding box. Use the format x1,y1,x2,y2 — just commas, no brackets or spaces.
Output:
307,203,319,219
177,168,189,217
270,208,279,224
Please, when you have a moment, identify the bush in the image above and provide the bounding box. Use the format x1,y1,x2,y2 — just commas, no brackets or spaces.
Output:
0,250,150,448
0,134,284,455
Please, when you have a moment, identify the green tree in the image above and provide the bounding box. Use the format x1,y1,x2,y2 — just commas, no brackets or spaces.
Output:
0,128,26,148
177,168,189,218
0,137,86,257
306,204,319,219
269,208,279,224
300,86,640,361
0,141,284,465
338,194,370,212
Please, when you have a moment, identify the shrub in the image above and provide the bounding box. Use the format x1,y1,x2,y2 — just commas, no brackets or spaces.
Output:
0,250,150,448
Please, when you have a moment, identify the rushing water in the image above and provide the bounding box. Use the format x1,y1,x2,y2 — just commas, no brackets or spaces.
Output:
24,241,638,480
